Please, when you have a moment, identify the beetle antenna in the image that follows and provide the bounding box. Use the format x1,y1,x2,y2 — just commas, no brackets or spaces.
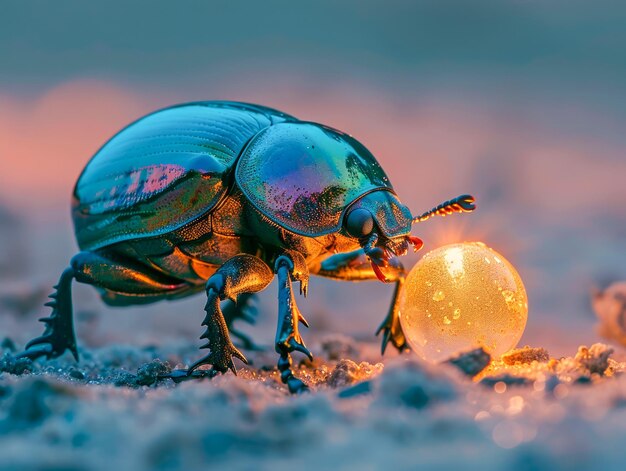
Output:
412,194,476,223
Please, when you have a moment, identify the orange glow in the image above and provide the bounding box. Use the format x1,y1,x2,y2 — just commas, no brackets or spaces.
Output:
400,242,528,362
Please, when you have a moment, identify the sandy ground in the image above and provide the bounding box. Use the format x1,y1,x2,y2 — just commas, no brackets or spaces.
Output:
2,326,626,471
2,208,626,471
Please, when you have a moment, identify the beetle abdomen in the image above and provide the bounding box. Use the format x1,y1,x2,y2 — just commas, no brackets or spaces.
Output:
73,102,294,251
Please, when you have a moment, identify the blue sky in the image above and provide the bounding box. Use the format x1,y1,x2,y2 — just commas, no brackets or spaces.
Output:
1,0,624,115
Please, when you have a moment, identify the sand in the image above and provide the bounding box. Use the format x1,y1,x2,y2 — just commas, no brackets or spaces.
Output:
2,335,626,471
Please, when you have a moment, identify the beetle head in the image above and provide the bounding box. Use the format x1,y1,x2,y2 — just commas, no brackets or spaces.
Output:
343,190,417,282
343,191,476,282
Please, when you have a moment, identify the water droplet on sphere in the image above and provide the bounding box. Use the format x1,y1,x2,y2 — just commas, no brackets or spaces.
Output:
502,290,515,304
432,290,445,301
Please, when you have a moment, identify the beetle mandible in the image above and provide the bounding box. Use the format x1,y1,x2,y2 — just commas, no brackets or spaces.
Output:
18,101,475,393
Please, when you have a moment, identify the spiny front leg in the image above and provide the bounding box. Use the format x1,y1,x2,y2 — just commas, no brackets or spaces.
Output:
316,249,408,354
20,250,191,362
192,284,246,374
222,293,263,351
171,255,273,379
274,252,312,394
375,277,408,354
17,267,79,361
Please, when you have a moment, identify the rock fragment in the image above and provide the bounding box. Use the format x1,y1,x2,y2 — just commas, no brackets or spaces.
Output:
592,282,626,346
446,347,491,376
319,334,359,361
502,346,550,365
136,359,171,386
574,343,614,375
0,353,34,376
327,359,382,388
113,359,172,387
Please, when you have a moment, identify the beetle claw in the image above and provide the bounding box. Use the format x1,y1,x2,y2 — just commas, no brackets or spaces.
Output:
407,235,424,252
222,293,265,351
380,328,392,355
289,339,313,361
188,342,249,376
16,341,53,360
376,312,408,355
299,279,309,297
370,261,390,283
367,247,390,267
298,312,310,328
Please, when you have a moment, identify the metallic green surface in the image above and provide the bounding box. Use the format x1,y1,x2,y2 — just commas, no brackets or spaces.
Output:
236,122,393,237
345,190,413,239
73,101,293,251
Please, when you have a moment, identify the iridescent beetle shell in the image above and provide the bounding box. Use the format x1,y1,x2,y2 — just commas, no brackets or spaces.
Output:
73,101,411,248
73,102,295,250
236,122,411,237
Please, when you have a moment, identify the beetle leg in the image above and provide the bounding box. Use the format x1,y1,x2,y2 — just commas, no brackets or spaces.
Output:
222,293,264,351
312,249,408,354
168,255,273,378
375,276,408,354
18,250,192,362
16,267,79,362
274,252,312,394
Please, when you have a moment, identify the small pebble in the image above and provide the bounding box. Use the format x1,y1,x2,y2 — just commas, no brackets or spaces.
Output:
446,347,491,376
502,346,550,365
69,368,85,380
574,343,614,375
327,359,382,388
1,337,16,352
0,353,34,376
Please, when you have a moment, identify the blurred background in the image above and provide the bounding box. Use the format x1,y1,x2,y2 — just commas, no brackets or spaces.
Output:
1,0,625,356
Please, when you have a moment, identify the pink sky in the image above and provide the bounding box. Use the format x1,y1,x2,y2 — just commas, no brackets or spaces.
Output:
1,78,624,224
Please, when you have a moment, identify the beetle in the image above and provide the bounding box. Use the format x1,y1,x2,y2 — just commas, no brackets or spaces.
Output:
18,101,475,393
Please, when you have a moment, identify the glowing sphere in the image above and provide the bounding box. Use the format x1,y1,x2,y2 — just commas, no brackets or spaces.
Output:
400,242,528,362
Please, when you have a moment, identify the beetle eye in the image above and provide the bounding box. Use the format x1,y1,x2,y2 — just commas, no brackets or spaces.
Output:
345,208,374,238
